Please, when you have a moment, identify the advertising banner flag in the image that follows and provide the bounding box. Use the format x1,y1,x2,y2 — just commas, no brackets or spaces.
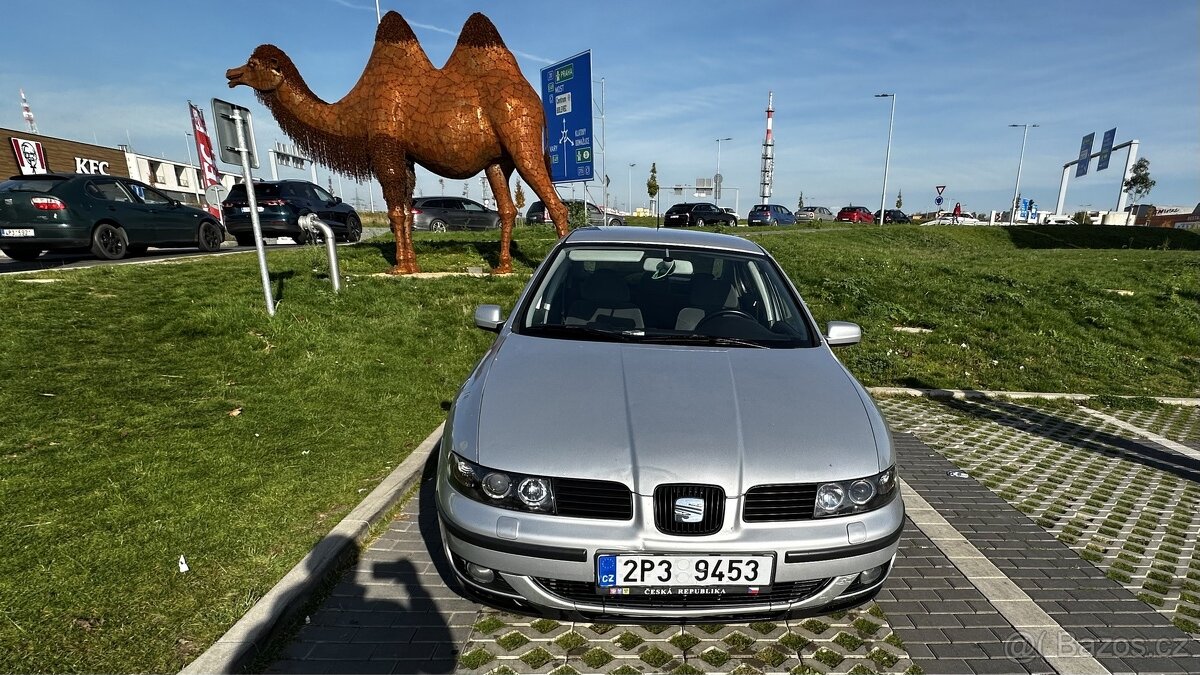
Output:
1076,132,1095,178
189,102,222,218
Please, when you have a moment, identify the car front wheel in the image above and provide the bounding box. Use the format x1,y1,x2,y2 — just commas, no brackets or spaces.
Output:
91,223,128,260
695,218,705,227
344,215,362,242
1,246,44,262
197,220,224,252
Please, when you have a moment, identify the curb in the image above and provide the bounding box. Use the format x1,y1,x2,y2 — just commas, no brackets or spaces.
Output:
179,423,444,675
867,386,1200,406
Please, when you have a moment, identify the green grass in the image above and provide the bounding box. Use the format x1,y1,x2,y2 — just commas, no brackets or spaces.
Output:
1,223,1197,671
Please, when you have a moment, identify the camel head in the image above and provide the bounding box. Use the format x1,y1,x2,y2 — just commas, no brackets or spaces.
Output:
226,45,294,93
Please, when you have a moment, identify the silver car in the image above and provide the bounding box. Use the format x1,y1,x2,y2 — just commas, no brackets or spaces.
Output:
437,226,902,619
411,196,501,232
795,206,834,222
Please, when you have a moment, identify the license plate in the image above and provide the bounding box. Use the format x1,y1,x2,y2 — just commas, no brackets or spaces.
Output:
596,554,773,594
1,228,34,237
239,207,264,213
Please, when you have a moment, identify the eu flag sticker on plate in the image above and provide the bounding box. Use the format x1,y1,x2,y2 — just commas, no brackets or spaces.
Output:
597,554,616,587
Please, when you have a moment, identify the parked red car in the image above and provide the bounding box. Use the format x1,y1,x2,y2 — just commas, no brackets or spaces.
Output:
837,206,874,223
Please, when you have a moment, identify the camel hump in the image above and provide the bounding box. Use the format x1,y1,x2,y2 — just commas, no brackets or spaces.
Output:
457,12,506,49
376,11,418,43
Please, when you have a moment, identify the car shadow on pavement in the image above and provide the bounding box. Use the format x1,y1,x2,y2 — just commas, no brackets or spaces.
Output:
936,397,1200,483
262,454,464,674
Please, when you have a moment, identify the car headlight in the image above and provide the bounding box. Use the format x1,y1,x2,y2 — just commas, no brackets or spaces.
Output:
813,466,897,518
446,452,555,513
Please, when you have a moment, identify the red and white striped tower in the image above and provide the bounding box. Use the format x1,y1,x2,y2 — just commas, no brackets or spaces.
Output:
20,89,38,134
759,91,774,204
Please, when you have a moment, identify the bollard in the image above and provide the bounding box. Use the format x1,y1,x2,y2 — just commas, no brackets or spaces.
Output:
299,213,342,293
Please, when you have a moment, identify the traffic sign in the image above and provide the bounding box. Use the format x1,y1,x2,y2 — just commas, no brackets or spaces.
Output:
1076,132,1095,178
541,51,593,184
935,195,944,206
935,185,946,195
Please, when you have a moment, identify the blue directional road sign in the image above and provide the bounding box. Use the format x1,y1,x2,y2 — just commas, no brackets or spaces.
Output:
1076,132,1095,178
1097,128,1117,172
935,195,944,206
542,51,593,184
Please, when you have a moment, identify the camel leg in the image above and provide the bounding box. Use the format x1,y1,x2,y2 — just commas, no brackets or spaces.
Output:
502,140,568,238
485,162,517,275
379,160,419,275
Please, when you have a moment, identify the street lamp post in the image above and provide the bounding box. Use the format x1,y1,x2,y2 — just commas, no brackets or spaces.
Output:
627,163,636,215
1008,123,1038,224
875,94,895,225
715,137,732,204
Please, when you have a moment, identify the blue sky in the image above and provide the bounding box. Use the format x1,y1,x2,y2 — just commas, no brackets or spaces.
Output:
2,0,1196,215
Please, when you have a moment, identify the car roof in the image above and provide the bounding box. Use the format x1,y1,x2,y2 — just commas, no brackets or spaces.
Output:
563,225,764,254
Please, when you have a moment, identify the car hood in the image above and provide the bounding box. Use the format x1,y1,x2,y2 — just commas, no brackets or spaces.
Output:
466,333,883,496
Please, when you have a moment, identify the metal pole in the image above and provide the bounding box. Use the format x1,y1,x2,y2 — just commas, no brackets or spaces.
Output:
715,137,731,205
269,148,279,180
1055,164,1070,216
231,108,275,316
600,78,607,217
1008,123,1037,224
300,214,341,293
183,132,201,206
875,94,895,225
1115,140,1139,215
627,163,635,215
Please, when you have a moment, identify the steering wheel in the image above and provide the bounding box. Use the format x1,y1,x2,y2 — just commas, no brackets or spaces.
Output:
694,309,756,331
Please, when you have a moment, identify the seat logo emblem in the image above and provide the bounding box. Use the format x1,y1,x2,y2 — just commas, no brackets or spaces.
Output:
674,497,704,523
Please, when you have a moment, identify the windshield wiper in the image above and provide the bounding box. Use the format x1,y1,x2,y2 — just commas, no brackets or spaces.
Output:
636,334,769,349
523,324,640,342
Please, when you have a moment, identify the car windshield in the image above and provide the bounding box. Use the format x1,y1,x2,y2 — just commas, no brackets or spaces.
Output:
0,178,64,192
517,245,817,348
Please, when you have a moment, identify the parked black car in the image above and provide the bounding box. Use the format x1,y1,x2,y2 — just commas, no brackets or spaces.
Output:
0,173,224,261
525,199,624,227
663,202,738,227
411,196,501,231
873,209,911,224
221,180,361,246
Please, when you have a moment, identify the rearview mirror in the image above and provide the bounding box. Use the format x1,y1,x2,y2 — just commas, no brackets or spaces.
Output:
825,321,861,347
474,304,504,332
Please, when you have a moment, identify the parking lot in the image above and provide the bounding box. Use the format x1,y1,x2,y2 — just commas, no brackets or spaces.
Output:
263,396,1200,674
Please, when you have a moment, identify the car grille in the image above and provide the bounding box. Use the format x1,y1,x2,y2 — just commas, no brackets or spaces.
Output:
743,484,817,522
534,577,831,609
555,478,633,520
654,484,725,536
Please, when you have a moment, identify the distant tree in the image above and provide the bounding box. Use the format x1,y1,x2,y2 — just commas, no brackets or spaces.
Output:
514,183,526,224
797,192,804,210
1123,158,1155,223
438,178,445,195
895,190,903,210
646,163,659,203
514,183,526,211
462,182,469,198
567,201,588,230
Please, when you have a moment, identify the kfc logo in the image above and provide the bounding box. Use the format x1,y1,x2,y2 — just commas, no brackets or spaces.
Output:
11,137,48,175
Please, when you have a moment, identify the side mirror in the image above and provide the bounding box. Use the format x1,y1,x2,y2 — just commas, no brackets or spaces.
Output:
474,304,504,332
825,321,861,347
170,199,182,208
333,196,342,205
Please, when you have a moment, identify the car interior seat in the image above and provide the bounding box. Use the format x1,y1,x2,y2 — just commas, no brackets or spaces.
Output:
564,268,644,330
675,275,737,330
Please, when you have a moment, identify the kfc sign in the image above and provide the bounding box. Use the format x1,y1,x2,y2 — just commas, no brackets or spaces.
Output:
74,157,110,174
10,137,48,175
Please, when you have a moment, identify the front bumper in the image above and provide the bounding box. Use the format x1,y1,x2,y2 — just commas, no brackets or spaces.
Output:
437,482,903,618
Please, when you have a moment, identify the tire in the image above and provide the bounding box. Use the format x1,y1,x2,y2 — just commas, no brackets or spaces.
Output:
344,215,362,242
235,234,255,247
695,219,705,228
91,223,128,260
608,218,624,227
1,246,44,262
430,219,447,233
197,220,224,252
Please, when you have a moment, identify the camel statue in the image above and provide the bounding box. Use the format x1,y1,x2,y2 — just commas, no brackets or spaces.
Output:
226,11,569,274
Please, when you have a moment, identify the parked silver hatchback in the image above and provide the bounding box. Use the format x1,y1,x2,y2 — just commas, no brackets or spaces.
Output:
437,226,902,618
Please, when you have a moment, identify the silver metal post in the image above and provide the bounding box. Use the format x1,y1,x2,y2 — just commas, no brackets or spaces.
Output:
231,108,275,316
876,94,895,225
1055,164,1070,216
301,214,341,293
1115,140,1139,215
269,147,279,180
1008,123,1037,224
627,163,635,215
